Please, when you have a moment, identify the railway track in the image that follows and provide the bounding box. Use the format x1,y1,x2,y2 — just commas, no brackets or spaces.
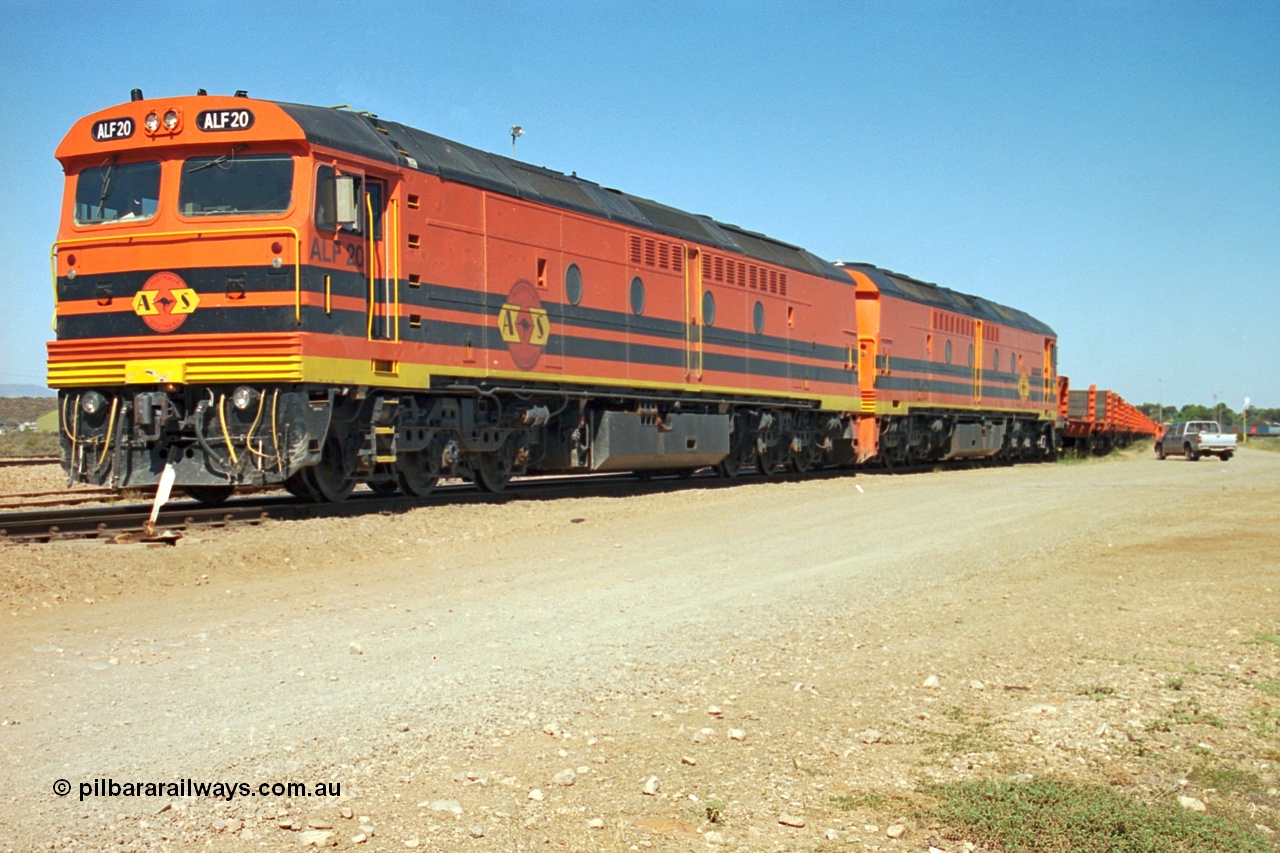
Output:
0,469,808,544
0,456,61,467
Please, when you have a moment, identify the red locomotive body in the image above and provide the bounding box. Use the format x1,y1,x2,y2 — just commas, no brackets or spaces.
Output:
48,92,1082,503
840,264,1058,464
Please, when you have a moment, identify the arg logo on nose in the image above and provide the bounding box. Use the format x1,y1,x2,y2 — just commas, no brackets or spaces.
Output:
131,271,200,333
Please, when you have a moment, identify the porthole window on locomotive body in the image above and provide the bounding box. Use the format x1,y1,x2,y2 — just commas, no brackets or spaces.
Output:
565,263,583,306
968,343,974,367
1011,353,1017,373
630,276,645,315
702,290,716,327
752,300,765,334
993,348,1000,372
945,340,952,364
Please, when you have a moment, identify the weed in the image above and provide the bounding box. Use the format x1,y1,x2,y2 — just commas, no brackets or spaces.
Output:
920,775,1275,852
830,792,886,811
703,801,725,824
1165,677,1185,690
1163,697,1227,729
1255,633,1280,649
1077,683,1116,700
1247,706,1280,740
1255,679,1280,696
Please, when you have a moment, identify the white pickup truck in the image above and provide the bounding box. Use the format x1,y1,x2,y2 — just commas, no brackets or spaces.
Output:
1155,421,1237,461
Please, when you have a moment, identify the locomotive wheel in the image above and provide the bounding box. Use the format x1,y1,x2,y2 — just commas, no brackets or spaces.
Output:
283,472,318,501
184,485,235,506
398,450,440,497
787,446,813,474
306,436,355,502
756,440,784,476
473,451,513,493
715,458,742,478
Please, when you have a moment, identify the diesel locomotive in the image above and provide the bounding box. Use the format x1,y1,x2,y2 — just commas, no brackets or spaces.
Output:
49,90,1070,503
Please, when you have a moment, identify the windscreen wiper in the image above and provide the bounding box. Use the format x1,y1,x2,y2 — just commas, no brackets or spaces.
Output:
94,158,116,219
186,145,248,174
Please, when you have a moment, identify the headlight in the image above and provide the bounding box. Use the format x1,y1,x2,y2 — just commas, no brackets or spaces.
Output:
81,390,107,415
163,109,179,130
232,386,260,411
144,112,160,132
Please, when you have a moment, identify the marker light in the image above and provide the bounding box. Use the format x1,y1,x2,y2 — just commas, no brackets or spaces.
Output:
232,386,260,411
81,391,106,416
144,112,160,132
163,109,179,130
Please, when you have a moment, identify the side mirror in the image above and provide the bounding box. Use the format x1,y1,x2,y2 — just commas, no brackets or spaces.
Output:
335,176,359,228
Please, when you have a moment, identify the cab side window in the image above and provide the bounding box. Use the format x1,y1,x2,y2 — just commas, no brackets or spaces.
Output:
315,165,365,234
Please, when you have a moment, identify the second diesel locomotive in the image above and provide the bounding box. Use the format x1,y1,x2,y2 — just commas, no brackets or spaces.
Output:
49,90,1062,502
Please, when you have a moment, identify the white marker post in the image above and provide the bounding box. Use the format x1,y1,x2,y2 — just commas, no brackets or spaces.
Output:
146,462,177,537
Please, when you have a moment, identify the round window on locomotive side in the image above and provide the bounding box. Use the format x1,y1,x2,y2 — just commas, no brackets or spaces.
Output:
753,300,765,335
968,343,974,367
1011,353,1017,373
945,340,952,364
993,348,1000,372
630,276,645,315
565,263,583,306
702,290,716,327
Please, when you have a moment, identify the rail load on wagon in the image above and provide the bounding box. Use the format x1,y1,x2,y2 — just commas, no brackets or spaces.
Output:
1056,378,1160,455
50,89,1069,503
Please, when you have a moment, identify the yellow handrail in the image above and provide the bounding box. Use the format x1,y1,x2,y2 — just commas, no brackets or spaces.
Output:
391,198,400,342
365,193,375,339
50,225,304,325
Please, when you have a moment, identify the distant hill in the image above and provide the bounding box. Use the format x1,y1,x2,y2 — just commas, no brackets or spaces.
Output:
0,384,54,398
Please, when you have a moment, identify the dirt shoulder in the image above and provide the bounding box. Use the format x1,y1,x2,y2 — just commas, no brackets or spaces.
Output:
1,448,1277,851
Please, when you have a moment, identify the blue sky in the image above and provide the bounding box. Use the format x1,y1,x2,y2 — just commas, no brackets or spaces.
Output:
1,1,1275,409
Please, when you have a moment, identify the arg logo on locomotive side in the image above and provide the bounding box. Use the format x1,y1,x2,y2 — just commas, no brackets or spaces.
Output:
498,280,550,370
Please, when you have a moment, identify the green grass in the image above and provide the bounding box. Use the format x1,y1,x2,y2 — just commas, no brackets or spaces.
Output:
1255,679,1280,696
1188,764,1264,795
1244,437,1280,453
1254,633,1280,649
920,776,1276,852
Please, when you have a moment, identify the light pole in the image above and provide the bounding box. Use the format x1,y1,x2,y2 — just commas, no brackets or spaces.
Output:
510,125,524,157
1243,397,1250,443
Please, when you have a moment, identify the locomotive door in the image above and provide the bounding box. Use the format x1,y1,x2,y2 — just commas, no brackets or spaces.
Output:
685,246,703,380
364,178,398,341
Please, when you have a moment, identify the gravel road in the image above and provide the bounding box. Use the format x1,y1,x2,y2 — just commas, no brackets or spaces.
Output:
2,448,1277,851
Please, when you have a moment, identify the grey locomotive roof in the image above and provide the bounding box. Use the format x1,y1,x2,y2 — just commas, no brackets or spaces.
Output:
274,101,851,284
838,263,1056,337
274,102,1054,336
